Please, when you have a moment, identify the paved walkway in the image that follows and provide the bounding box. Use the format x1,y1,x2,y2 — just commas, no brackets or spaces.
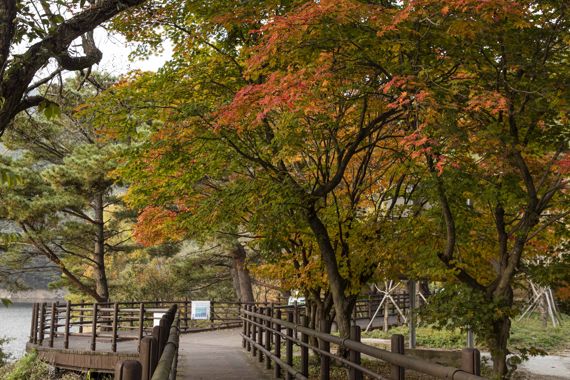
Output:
177,328,272,380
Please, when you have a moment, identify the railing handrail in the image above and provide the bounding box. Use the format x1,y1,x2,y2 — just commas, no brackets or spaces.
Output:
151,315,180,380
241,305,486,380
28,300,243,355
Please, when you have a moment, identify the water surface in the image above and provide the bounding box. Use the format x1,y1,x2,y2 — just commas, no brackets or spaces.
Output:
0,303,32,360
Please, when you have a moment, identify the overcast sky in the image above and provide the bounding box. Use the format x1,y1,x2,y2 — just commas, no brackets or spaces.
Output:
93,29,173,75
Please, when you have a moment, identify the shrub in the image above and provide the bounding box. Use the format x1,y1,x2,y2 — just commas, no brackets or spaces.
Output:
1,351,50,380
0,336,12,367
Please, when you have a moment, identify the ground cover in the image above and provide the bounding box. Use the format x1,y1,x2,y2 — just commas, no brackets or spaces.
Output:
362,314,570,354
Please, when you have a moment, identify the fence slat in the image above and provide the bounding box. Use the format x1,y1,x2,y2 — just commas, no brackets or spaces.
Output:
112,303,119,352
91,303,98,351
286,310,294,380
274,309,282,378
349,325,362,380
391,334,405,380
38,303,46,345
265,307,272,370
64,301,71,349
300,316,309,378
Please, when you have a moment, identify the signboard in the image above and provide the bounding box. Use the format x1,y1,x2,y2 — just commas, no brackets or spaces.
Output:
191,300,211,320
153,312,165,327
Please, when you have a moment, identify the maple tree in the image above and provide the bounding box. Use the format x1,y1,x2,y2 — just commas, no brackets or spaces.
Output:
372,1,568,376
86,1,567,377
91,0,429,342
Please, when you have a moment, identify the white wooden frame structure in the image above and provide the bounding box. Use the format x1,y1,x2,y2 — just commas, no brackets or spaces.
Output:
518,280,562,327
365,281,408,332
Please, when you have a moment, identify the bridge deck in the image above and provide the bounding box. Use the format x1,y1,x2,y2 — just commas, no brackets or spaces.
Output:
178,328,271,380
27,333,139,373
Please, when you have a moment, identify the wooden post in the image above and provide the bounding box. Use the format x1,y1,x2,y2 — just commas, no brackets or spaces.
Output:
257,307,264,363
140,336,158,380
274,309,282,378
49,302,57,347
349,325,362,380
158,318,167,356
64,301,71,349
115,360,142,380
252,306,258,357
320,336,330,380
152,325,161,356
184,300,189,331
138,303,145,346
112,303,119,352
38,302,46,345
246,304,252,352
408,280,416,349
29,303,38,344
91,303,98,351
300,316,309,378
293,301,298,340
391,334,405,380
265,307,272,370
461,348,481,375
242,303,247,348
210,301,215,329
78,300,84,334
286,310,294,380
54,301,59,334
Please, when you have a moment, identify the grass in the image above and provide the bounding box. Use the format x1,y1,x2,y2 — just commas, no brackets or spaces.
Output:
0,351,111,380
361,313,570,354
292,354,439,380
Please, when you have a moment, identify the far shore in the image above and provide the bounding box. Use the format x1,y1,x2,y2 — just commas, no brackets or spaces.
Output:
0,289,66,303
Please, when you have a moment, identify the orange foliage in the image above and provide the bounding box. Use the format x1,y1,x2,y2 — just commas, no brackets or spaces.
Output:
133,206,185,247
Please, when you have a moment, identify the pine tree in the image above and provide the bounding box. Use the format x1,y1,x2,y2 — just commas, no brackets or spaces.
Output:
0,75,135,302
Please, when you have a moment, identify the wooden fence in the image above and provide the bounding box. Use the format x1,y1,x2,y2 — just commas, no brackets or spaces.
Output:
241,305,484,380
115,304,180,380
28,300,242,352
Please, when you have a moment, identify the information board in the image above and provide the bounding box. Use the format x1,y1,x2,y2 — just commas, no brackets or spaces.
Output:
191,300,211,320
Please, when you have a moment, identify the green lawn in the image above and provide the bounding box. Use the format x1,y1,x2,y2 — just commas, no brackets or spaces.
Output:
362,314,570,354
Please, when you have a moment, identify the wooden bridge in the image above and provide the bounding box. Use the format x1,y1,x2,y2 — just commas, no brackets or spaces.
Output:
26,298,486,379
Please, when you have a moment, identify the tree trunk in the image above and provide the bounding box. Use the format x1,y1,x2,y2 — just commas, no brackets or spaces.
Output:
93,191,109,302
487,285,514,379
306,206,352,339
488,315,511,378
231,243,254,303
230,267,241,301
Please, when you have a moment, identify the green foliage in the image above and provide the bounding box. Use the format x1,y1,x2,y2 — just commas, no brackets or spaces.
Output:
364,325,466,350
0,75,136,301
0,351,49,380
111,246,236,302
0,336,12,367
363,314,570,354
419,284,514,343
0,166,20,187
510,314,570,353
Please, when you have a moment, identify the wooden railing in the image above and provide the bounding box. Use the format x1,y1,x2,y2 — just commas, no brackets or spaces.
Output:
28,300,242,352
241,305,485,380
115,304,180,380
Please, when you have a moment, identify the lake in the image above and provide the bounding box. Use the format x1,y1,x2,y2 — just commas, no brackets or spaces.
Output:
0,303,32,360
